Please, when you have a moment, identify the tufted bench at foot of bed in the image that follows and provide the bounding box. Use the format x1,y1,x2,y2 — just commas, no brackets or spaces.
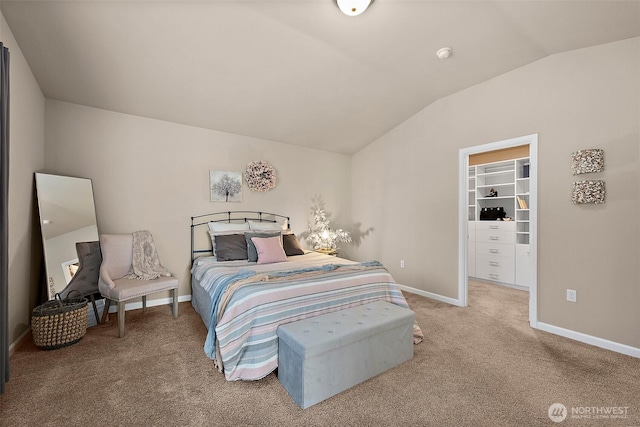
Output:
276,301,415,409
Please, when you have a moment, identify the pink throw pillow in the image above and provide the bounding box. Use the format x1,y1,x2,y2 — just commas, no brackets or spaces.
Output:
251,236,288,265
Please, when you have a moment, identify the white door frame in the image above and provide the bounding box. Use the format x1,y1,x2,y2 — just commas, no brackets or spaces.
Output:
458,134,538,327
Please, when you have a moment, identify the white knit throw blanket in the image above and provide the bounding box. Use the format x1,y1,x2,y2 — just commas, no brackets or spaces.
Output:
124,230,171,280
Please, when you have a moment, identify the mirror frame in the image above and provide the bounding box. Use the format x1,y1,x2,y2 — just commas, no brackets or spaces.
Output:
34,173,99,300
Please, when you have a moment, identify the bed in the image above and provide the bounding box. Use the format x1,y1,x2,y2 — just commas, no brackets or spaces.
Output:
190,211,423,381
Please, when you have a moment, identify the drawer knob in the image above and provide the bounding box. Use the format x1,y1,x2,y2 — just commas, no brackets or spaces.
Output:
489,236,500,240
490,261,499,267
489,225,499,229
489,249,499,254
489,274,499,280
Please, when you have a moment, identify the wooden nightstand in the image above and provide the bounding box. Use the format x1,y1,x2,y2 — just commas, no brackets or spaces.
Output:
314,248,338,256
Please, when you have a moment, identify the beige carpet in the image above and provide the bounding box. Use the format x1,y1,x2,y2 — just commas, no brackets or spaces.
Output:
1,281,638,426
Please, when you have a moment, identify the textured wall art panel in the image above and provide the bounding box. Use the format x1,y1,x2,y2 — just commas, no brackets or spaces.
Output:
571,180,606,204
571,149,604,175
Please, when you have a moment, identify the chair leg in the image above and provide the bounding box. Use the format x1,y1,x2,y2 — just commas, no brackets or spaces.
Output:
172,288,178,318
101,299,111,324
89,294,100,325
142,295,147,310
118,301,126,338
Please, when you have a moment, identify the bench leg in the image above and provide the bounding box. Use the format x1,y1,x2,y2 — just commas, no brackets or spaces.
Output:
118,302,126,338
142,295,147,310
172,289,178,318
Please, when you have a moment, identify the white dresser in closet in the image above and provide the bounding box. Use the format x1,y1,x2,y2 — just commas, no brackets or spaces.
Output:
474,221,516,284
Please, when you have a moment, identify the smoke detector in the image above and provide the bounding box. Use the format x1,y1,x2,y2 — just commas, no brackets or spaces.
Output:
436,47,452,60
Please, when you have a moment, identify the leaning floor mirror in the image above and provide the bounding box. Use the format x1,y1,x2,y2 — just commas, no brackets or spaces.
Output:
34,173,100,309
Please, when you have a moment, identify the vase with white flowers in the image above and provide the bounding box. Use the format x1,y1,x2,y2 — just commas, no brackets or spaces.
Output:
306,208,351,252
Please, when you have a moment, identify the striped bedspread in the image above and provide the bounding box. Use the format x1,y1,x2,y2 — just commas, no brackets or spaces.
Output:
191,252,421,381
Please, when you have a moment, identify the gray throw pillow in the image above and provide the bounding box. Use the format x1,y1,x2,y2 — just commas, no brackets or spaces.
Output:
245,231,281,262
214,234,248,261
283,234,305,256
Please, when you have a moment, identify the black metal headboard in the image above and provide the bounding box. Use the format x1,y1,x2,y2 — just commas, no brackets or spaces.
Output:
190,211,291,262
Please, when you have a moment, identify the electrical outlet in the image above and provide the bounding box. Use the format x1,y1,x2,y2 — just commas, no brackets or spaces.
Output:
400,260,405,268
566,289,577,303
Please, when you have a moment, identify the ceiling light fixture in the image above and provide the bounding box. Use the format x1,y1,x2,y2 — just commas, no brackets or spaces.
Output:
335,0,374,16
436,47,452,60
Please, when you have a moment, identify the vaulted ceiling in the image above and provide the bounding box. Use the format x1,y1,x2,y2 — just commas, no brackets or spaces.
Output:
2,1,639,154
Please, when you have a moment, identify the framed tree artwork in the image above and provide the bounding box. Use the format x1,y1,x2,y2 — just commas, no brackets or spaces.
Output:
210,170,242,202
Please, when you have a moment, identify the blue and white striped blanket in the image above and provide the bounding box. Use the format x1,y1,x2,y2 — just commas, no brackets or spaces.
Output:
192,252,420,381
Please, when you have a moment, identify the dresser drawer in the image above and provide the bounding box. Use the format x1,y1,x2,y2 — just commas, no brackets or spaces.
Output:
476,230,516,244
475,242,514,258
475,221,516,232
476,254,515,283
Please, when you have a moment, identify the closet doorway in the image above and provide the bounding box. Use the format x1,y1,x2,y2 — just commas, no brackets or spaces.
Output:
458,134,538,328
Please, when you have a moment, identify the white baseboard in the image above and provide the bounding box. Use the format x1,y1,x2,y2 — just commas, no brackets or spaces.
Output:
108,294,192,313
9,327,31,354
9,296,194,352
470,277,528,292
397,284,639,359
535,322,640,359
397,284,463,307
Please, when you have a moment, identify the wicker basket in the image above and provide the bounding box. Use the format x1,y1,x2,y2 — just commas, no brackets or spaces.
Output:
32,292,88,350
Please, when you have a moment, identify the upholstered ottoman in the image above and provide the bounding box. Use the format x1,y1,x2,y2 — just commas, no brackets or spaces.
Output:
277,301,415,409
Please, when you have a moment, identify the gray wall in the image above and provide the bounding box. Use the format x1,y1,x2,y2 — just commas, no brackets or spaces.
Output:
350,38,640,348
1,11,46,345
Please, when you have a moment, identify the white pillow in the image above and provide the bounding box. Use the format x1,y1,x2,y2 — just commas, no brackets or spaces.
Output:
274,217,289,230
208,222,250,233
248,219,287,231
207,222,250,256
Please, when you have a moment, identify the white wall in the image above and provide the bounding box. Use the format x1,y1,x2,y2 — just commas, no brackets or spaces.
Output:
44,100,351,299
1,12,46,345
351,38,640,348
